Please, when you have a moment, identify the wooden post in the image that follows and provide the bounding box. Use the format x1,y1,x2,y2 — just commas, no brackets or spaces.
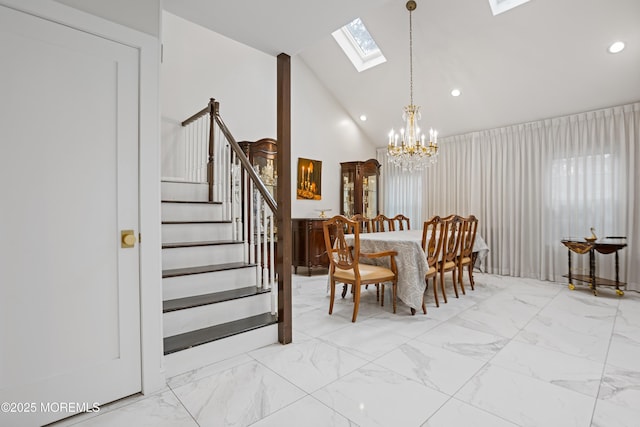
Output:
207,98,216,202
277,53,292,344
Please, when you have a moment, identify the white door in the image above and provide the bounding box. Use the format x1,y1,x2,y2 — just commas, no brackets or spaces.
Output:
0,5,141,426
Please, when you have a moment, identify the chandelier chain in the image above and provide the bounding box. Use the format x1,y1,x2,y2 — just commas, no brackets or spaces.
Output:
409,7,413,107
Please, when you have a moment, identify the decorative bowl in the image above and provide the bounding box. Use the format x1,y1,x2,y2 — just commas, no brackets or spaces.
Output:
584,237,597,243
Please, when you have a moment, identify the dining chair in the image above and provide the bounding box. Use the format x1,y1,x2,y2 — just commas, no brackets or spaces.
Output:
438,214,464,303
351,214,372,233
392,214,411,230
349,214,374,297
458,215,479,291
371,214,394,232
421,215,446,310
323,215,398,322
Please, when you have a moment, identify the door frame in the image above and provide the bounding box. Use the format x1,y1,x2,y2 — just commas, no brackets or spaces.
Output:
0,0,164,394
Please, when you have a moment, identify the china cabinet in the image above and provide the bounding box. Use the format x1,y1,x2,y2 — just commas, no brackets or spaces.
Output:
239,138,277,198
239,138,277,270
340,159,380,218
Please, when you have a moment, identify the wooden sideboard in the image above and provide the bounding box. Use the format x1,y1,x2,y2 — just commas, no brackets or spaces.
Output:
292,218,331,275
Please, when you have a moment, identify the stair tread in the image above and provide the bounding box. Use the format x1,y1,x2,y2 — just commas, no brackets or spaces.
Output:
162,200,223,205
161,179,208,184
162,220,232,224
163,262,255,278
163,286,271,313
163,312,277,355
162,240,242,249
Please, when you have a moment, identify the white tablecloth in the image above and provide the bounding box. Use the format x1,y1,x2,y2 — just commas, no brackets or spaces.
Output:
344,230,489,310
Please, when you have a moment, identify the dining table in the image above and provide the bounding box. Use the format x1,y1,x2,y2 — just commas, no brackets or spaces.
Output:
344,229,490,310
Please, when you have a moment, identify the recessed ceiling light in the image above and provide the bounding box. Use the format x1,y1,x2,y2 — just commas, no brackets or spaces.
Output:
451,89,461,97
359,114,367,121
608,41,625,54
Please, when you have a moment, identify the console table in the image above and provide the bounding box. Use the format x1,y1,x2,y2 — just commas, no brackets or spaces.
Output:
561,238,627,296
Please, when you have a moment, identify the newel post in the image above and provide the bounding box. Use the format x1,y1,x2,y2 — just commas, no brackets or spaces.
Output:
207,98,217,202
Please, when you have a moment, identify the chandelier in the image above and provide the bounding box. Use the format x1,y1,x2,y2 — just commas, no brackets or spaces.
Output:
387,0,438,171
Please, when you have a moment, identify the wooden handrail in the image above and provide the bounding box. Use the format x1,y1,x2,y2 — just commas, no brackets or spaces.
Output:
181,103,211,127
181,98,277,212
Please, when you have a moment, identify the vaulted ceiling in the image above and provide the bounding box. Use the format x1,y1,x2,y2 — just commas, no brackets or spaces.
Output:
164,0,640,146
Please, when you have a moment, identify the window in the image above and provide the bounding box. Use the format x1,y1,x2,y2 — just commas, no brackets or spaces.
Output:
332,18,386,72
488,0,532,16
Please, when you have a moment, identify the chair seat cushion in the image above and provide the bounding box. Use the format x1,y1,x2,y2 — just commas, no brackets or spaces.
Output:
440,261,456,270
334,263,395,283
460,256,472,264
425,265,437,278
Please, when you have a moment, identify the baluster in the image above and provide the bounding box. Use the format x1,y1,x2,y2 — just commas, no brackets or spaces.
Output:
199,117,205,182
241,165,248,260
262,196,269,289
185,123,191,180
268,208,275,290
255,188,262,288
231,152,239,238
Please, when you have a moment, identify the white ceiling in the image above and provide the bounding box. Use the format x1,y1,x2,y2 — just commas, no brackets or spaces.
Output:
164,0,640,146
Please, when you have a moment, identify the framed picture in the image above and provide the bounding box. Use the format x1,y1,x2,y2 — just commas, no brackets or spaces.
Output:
296,158,322,200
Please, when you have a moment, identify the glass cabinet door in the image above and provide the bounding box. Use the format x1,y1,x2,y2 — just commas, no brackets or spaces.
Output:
239,138,277,199
341,168,356,217
362,173,377,218
254,156,276,198
340,159,379,217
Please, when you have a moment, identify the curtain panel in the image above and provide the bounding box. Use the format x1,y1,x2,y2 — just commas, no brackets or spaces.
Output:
381,102,639,291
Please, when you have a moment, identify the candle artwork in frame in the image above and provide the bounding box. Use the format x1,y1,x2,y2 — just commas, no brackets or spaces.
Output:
296,158,322,200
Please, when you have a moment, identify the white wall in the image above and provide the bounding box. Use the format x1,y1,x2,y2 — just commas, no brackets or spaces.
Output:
290,57,376,218
54,0,161,37
161,12,277,179
161,11,377,213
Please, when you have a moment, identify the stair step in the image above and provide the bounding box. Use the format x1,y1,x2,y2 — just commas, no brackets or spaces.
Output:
163,263,258,300
162,221,234,245
162,200,222,204
163,324,278,377
163,261,254,278
162,220,231,224
161,179,206,184
163,312,278,355
162,201,224,222
162,241,244,270
163,286,270,313
162,240,240,249
161,181,210,202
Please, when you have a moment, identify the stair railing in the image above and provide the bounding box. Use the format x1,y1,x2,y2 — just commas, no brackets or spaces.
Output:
181,99,278,303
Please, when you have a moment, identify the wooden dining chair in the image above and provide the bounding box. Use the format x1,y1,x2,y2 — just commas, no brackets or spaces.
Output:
458,215,479,291
371,214,394,232
351,214,372,233
421,215,446,310
323,215,398,322
438,215,464,303
349,214,374,297
392,214,411,231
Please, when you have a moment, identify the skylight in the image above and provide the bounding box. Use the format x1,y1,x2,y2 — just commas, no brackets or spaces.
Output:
488,0,531,16
332,18,386,72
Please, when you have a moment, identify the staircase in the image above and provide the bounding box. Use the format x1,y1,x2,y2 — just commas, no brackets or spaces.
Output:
161,180,278,377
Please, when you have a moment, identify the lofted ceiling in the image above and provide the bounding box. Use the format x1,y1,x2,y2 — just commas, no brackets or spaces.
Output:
164,0,640,146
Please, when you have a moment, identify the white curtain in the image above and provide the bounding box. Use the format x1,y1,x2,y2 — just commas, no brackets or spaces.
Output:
381,102,639,291
376,149,428,226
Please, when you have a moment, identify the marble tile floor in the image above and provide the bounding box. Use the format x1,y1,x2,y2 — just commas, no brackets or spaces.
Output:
53,273,640,427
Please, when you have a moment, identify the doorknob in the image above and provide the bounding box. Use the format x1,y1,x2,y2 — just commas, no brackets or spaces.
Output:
121,230,136,248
